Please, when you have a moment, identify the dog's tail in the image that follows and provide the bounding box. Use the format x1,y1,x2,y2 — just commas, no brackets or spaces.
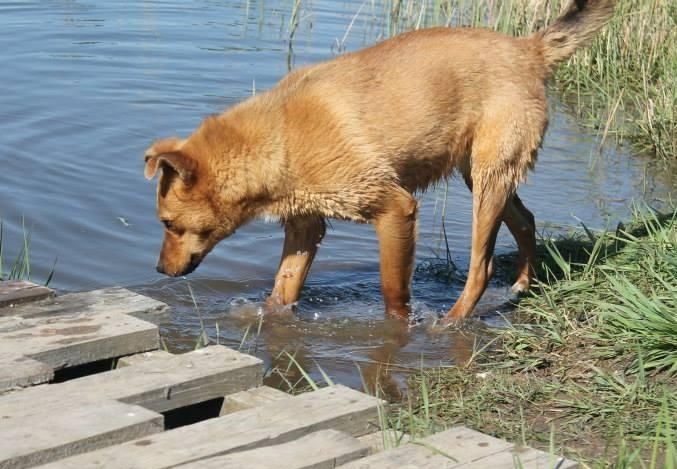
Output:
535,0,616,73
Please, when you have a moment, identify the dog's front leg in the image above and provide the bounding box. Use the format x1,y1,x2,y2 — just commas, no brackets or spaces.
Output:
374,189,418,319
269,216,326,307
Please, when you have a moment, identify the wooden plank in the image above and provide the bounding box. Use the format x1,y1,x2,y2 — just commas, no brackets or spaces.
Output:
176,430,369,469
422,427,577,468
357,430,410,454
0,280,54,309
0,288,166,391
0,287,167,320
117,350,173,367
0,354,53,391
0,346,263,418
339,427,576,468
338,427,512,468
0,311,159,392
461,446,579,468
0,400,163,469
219,385,289,415
34,385,384,469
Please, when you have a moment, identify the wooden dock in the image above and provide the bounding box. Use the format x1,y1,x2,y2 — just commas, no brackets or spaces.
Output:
0,280,577,468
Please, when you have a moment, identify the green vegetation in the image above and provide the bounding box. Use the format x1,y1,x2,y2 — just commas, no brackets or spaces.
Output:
0,220,54,284
0,220,32,281
396,209,677,467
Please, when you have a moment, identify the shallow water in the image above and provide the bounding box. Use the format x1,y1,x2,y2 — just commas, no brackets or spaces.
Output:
1,1,674,394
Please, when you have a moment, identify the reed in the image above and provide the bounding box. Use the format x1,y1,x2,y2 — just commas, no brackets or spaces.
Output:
0,219,32,281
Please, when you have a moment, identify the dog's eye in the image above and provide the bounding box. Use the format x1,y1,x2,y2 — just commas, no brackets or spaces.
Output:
198,229,213,240
162,220,174,230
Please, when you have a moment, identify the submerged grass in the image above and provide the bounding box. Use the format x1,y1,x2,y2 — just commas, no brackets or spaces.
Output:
401,208,677,467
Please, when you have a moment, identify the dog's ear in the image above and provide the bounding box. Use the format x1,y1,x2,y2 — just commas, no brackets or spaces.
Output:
144,138,195,184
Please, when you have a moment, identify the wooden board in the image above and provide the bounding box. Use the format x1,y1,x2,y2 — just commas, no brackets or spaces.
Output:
0,287,167,320
0,345,263,418
219,385,289,415
0,288,166,391
0,280,54,309
0,355,54,391
34,385,384,469
338,426,577,469
357,429,410,454
0,400,163,469
116,350,173,367
0,311,159,392
175,430,369,469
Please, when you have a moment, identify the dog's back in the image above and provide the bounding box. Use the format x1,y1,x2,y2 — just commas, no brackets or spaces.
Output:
271,0,615,203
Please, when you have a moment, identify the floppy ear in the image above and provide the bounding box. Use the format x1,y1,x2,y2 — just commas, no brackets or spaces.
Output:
144,138,195,184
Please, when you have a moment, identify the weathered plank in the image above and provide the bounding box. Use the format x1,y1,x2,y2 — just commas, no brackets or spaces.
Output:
0,287,167,320
117,350,173,367
0,288,166,391
0,400,163,469
460,446,579,468
219,385,289,415
0,311,159,392
34,385,384,469
0,354,53,391
338,427,576,469
338,427,511,468
0,280,54,309
176,430,369,469
357,429,410,454
0,346,263,419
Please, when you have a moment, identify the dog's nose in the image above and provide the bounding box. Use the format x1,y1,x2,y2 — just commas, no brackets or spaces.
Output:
156,262,166,274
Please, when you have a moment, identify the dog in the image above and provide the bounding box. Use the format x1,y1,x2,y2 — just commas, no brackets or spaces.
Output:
145,0,616,322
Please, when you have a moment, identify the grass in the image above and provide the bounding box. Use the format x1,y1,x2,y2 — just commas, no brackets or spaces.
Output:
0,219,33,282
398,208,677,467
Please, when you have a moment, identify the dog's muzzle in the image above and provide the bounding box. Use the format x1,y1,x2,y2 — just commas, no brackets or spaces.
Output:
156,253,202,277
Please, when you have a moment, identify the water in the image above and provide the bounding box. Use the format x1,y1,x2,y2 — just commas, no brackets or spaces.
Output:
1,1,673,395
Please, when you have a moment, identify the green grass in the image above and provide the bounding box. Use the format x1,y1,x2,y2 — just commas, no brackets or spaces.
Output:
400,208,677,467
0,219,33,281
0,219,55,285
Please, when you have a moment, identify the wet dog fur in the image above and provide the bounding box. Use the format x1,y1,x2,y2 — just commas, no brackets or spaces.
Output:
145,0,616,321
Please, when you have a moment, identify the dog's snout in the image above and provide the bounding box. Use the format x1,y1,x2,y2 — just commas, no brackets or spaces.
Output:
156,262,166,275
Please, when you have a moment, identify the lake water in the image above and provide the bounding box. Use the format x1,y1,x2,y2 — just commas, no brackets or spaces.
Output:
1,0,674,395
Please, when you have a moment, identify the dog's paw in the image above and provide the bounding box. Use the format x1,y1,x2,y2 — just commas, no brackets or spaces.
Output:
426,315,465,333
510,278,530,294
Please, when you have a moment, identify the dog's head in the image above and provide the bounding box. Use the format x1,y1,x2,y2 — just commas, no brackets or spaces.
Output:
144,137,241,277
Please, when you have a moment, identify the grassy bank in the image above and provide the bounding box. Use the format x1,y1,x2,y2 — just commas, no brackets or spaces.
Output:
395,209,677,467
374,0,676,160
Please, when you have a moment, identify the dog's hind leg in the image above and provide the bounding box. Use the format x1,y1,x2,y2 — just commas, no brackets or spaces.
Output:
503,194,536,294
447,170,514,321
374,188,418,319
462,175,536,296
269,216,326,307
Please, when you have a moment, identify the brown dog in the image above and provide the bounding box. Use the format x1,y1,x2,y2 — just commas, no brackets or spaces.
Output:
145,0,616,321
